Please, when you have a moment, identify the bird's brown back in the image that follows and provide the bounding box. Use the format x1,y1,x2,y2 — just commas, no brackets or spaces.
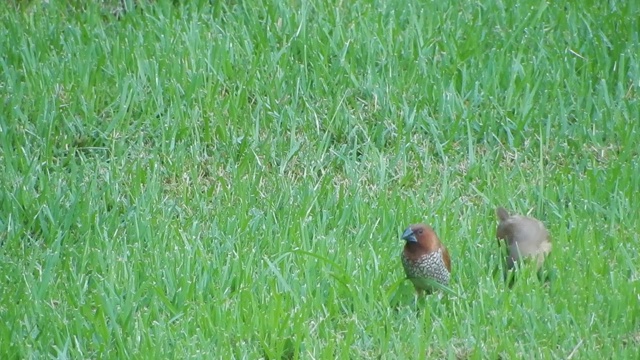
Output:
495,207,552,268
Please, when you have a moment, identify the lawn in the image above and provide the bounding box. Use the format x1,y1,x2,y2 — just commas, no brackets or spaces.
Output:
1,0,639,358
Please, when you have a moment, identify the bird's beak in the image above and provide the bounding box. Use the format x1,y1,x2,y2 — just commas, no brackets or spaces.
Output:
402,227,417,242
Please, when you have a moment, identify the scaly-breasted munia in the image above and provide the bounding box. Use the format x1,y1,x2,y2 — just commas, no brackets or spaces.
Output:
495,207,552,270
401,224,451,294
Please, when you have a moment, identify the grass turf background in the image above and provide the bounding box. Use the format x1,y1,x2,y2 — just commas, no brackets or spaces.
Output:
1,0,639,358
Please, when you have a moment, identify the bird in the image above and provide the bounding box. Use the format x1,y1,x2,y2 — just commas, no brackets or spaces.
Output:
400,223,451,294
495,207,552,279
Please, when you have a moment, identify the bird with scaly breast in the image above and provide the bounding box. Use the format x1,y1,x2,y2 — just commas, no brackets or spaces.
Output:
401,223,451,294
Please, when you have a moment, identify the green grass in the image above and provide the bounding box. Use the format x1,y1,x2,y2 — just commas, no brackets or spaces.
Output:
1,0,639,358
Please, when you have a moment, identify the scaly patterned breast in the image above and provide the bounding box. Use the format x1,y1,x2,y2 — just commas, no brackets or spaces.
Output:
401,249,451,287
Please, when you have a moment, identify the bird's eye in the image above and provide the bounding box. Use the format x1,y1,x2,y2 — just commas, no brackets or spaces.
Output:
417,229,423,234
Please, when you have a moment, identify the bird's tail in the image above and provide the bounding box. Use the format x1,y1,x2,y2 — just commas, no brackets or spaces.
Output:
496,207,510,221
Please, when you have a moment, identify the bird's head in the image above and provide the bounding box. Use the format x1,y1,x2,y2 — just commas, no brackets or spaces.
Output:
402,223,440,251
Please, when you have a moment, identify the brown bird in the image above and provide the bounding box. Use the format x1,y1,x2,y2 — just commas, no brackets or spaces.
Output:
495,207,552,271
401,224,451,294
